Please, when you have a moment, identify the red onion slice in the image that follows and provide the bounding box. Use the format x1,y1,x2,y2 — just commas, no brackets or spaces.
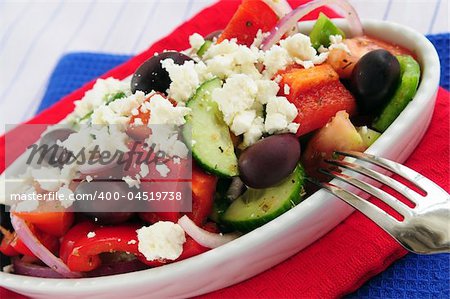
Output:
262,0,293,18
261,0,363,51
12,257,65,278
262,0,298,37
11,215,82,278
178,215,240,249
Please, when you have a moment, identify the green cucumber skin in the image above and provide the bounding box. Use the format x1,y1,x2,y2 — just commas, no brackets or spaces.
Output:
197,40,212,57
183,78,239,177
222,165,306,232
372,55,421,132
310,13,346,49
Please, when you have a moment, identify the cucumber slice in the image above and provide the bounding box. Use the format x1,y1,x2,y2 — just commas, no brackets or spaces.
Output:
184,78,239,177
357,126,381,147
222,165,305,232
372,55,420,132
310,13,346,49
197,40,212,57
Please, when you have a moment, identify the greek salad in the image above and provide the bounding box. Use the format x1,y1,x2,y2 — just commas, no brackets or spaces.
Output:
0,0,420,279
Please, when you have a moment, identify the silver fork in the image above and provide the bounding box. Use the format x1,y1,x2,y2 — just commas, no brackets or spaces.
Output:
307,151,450,254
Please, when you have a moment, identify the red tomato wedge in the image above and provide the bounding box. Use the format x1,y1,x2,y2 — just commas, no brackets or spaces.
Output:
278,64,357,136
139,163,217,226
302,110,366,179
186,164,218,226
13,211,74,237
217,0,278,46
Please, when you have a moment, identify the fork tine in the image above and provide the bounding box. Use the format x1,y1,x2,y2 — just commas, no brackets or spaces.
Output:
319,168,412,217
325,158,423,204
306,177,399,232
336,151,431,194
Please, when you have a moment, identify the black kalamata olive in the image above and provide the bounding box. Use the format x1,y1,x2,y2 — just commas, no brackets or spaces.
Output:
205,30,223,41
37,128,76,167
130,51,192,94
74,181,134,224
238,134,301,189
350,49,400,114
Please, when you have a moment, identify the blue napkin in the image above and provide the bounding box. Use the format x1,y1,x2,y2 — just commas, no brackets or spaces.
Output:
35,35,450,298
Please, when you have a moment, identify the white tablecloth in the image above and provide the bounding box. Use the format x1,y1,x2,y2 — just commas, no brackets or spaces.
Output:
0,0,448,134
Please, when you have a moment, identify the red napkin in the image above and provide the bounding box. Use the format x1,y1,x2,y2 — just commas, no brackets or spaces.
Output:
1,0,449,298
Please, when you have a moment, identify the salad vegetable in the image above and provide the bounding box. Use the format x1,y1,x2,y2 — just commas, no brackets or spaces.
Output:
238,134,301,189
350,49,401,114
131,51,193,94
223,165,305,232
310,12,346,49
186,163,218,225
357,126,381,148
196,40,213,57
12,210,74,237
217,0,280,46
261,0,363,50
184,78,239,177
1,0,422,278
10,215,82,278
373,55,421,132
302,110,367,178
279,64,357,136
60,222,141,272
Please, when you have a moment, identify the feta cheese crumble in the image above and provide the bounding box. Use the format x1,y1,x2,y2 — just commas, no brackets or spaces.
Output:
139,164,149,178
123,175,141,189
329,34,351,54
145,125,189,158
251,29,269,48
189,33,205,51
212,74,258,125
161,59,201,103
70,78,131,122
137,221,186,261
231,110,257,136
202,38,262,80
265,97,299,134
146,94,191,125
155,163,170,178
90,91,146,126
262,45,292,78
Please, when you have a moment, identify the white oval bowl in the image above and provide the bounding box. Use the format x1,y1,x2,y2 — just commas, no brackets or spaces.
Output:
0,19,440,299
